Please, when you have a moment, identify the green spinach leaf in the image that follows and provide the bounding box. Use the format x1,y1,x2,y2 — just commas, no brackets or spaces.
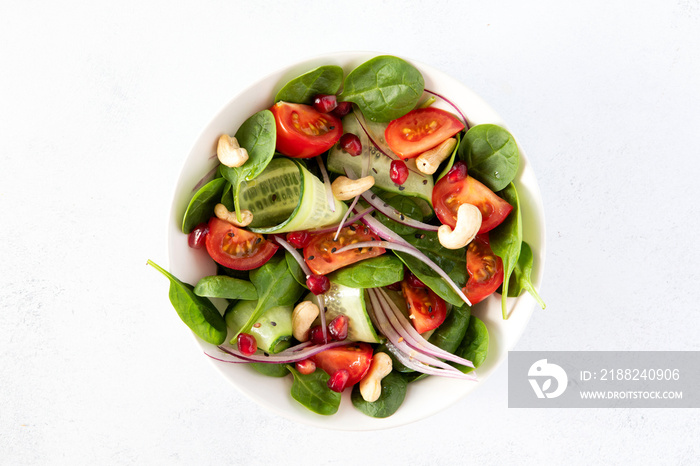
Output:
219,109,276,222
328,255,404,288
339,56,424,122
453,316,489,373
288,366,341,415
284,251,308,289
275,65,344,104
459,124,519,192
234,256,303,338
193,275,257,300
181,177,227,234
251,362,289,378
220,181,234,211
507,241,546,309
488,183,521,319
428,303,472,354
436,132,461,181
147,260,227,345
393,230,467,306
375,195,424,236
351,371,407,418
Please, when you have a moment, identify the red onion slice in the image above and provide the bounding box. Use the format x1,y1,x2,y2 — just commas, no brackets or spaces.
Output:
207,340,347,364
275,236,312,277
344,167,438,232
366,289,464,373
308,207,375,234
377,288,474,368
316,155,336,213
424,89,470,129
384,342,476,380
275,236,327,340
334,240,472,306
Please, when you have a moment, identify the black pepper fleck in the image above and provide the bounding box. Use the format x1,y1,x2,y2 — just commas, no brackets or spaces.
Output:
331,247,337,253
398,186,405,191
423,179,428,185
308,255,315,260
271,322,277,326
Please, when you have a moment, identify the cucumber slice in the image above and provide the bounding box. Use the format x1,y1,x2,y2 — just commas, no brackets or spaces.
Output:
238,158,347,234
225,300,293,354
306,282,381,344
238,158,302,227
327,114,434,205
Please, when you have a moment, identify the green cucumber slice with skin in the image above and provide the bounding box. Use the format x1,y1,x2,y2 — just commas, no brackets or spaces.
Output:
238,158,347,234
306,282,381,344
327,114,434,205
225,300,294,354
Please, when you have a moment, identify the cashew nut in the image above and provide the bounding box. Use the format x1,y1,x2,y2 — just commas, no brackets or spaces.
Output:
217,134,249,168
415,137,457,175
437,203,482,249
214,203,253,227
292,301,320,342
359,352,393,402
331,175,375,201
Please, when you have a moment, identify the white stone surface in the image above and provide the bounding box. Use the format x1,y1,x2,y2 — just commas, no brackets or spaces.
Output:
1,0,698,464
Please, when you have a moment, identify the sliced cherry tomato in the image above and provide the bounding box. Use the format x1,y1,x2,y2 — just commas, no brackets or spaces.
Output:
303,224,384,275
463,233,504,304
385,108,464,159
270,102,343,158
433,174,513,234
311,342,373,387
401,281,447,334
204,217,278,270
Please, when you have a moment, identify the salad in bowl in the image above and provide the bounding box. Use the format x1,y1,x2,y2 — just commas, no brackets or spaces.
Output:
149,53,545,429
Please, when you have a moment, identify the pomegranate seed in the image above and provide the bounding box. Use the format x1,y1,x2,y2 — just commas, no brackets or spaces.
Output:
187,223,209,249
406,271,427,288
237,333,257,355
313,94,338,113
309,325,328,345
390,159,409,185
332,101,353,118
295,359,316,375
447,161,468,183
327,369,350,392
286,231,311,249
328,315,349,341
339,133,362,156
306,274,330,295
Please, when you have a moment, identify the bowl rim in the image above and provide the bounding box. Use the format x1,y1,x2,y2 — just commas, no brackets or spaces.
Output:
167,51,546,430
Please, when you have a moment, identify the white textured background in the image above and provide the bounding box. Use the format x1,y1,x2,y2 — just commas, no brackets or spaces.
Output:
2,0,699,464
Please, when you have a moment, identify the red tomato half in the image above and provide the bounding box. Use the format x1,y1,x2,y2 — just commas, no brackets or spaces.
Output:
204,217,278,270
270,102,343,158
303,224,384,275
401,281,447,334
385,108,464,159
433,174,513,234
311,342,373,387
463,233,504,304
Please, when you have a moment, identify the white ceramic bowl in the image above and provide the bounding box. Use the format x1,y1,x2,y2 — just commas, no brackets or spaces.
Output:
168,52,546,430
